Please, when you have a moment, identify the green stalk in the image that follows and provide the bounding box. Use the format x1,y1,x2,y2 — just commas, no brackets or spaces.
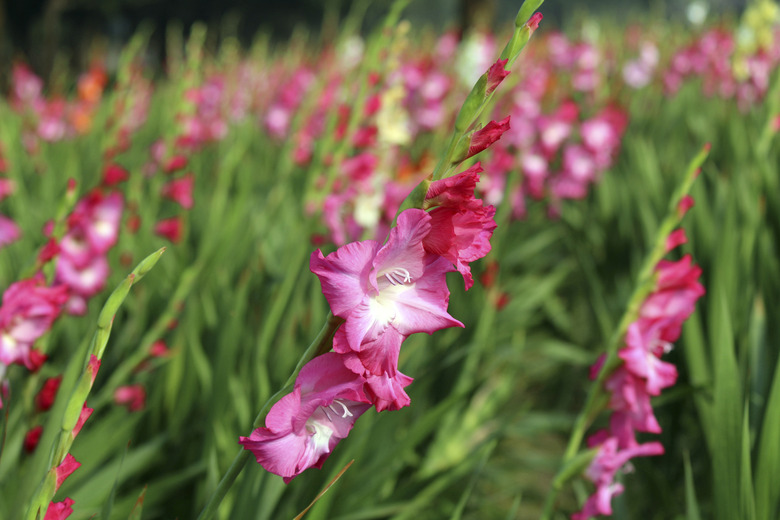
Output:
23,248,164,520
429,0,543,183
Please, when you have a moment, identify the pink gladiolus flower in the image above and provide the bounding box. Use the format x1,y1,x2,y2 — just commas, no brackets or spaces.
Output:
55,454,80,491
604,368,662,447
161,175,194,209
11,63,43,110
35,376,62,412
44,497,74,520
665,228,687,253
239,353,371,482
164,155,188,174
114,384,146,412
87,355,100,386
562,144,597,183
102,164,129,186
311,209,463,375
619,321,678,396
0,276,68,368
0,178,14,201
149,340,170,357
0,215,21,249
28,350,48,372
639,255,705,337
423,164,497,290
340,348,413,412
60,191,123,264
155,217,184,243
678,195,695,217
525,12,543,32
84,192,123,254
72,404,93,438
466,116,511,159
39,238,60,264
24,425,43,453
486,59,510,95
55,255,110,303
573,435,664,520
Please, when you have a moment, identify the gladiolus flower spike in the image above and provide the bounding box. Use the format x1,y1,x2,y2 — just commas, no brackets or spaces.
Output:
239,0,526,490
556,145,710,520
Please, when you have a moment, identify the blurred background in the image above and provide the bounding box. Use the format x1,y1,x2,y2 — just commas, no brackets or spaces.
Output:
0,0,754,80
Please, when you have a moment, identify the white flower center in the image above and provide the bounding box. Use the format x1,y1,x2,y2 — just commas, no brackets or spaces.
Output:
305,418,334,454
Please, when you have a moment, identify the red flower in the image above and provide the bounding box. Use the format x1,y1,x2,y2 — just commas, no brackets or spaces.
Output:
164,155,188,174
114,384,146,412
161,175,194,209
102,163,129,186
72,404,93,439
154,217,183,243
485,59,510,95
24,425,43,453
35,376,62,412
44,497,74,520
423,164,497,290
466,116,511,159
55,454,80,491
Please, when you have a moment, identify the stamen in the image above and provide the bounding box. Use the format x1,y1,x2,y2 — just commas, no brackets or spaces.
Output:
650,338,674,355
384,267,412,286
328,399,353,418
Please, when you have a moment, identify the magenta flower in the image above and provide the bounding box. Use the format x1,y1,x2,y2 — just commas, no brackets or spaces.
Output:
638,255,705,341
72,404,93,438
161,175,195,209
55,256,110,314
311,209,463,375
114,384,146,412
466,116,511,159
44,497,74,520
58,190,123,268
0,276,68,368
619,321,678,396
341,349,414,412
24,425,44,453
154,217,184,243
665,228,688,253
423,164,497,290
578,220,704,516
573,434,664,520
485,59,510,96
55,453,80,491
102,163,129,186
35,375,62,412
604,368,662,448
0,215,21,249
239,353,371,482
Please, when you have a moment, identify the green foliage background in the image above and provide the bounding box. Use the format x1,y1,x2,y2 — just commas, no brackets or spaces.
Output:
1,1,779,519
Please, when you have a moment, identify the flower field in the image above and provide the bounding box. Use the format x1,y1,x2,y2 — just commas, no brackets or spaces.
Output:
1,0,780,518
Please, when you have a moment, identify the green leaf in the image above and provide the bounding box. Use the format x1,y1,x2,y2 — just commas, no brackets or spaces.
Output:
709,292,743,520
754,337,780,520
127,486,147,520
99,443,129,520
741,405,756,520
684,451,701,520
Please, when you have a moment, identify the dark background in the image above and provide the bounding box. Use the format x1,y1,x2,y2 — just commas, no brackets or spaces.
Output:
0,0,750,79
